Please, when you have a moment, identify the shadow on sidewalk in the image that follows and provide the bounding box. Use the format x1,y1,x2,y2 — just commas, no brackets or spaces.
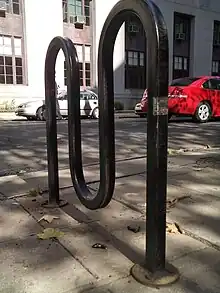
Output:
1,116,220,176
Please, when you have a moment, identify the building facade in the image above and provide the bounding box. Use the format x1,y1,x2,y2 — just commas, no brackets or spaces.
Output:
0,0,93,107
0,0,220,109
94,0,220,108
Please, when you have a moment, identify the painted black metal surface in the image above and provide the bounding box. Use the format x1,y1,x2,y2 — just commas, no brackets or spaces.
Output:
45,36,69,206
95,0,169,272
45,0,169,274
44,35,115,210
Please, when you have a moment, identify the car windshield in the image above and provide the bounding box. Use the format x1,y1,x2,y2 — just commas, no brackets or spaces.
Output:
170,77,200,86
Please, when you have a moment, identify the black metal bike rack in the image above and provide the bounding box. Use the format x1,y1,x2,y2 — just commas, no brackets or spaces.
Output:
45,0,179,287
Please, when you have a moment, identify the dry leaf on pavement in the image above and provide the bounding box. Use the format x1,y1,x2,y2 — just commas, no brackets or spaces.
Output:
28,188,39,197
166,222,183,234
38,214,59,223
192,167,202,171
37,228,64,240
167,148,177,155
27,186,43,197
127,225,140,233
92,243,107,250
167,195,191,209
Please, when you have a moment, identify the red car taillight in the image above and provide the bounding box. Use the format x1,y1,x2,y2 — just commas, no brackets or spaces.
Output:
141,89,148,107
169,87,188,98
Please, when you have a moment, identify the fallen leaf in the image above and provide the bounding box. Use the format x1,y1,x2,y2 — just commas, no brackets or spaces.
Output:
37,228,64,240
166,222,183,234
92,243,107,249
167,148,176,155
27,186,43,197
167,195,191,209
127,225,140,233
193,167,202,171
175,222,184,234
38,214,59,223
28,188,38,197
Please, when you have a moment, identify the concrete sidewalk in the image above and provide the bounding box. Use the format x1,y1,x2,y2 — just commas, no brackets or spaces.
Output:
0,150,220,292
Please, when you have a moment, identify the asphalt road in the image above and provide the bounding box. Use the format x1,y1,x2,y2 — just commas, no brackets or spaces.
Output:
1,116,220,176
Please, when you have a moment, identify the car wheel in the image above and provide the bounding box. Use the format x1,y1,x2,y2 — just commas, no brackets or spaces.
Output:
92,107,99,119
139,113,146,118
194,102,212,123
36,107,45,121
168,113,172,121
26,117,34,121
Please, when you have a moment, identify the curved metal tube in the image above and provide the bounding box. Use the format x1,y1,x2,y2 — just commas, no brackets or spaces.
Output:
71,0,169,213
44,36,115,210
45,0,169,275
45,0,169,219
45,36,80,205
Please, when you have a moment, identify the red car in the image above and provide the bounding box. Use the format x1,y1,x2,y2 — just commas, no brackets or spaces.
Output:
140,76,220,122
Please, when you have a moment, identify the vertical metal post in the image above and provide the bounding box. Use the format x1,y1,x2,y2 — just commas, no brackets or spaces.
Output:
95,0,179,286
45,48,60,207
44,37,77,208
145,5,169,273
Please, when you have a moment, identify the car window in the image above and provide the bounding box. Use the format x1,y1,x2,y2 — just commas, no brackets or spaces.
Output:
88,93,98,100
202,80,211,89
59,93,97,100
80,93,89,100
209,79,220,90
58,94,67,100
170,77,200,86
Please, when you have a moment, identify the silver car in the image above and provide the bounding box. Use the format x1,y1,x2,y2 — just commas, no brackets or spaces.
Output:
15,90,99,120
58,90,99,119
134,102,146,118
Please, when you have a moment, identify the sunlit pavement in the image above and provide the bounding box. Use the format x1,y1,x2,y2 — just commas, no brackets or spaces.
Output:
0,115,220,176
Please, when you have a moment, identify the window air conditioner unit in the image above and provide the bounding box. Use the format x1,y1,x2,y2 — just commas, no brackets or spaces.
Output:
0,1,6,12
74,15,85,25
128,24,139,33
175,32,185,40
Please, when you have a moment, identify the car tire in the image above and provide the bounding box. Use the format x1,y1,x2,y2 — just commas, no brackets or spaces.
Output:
26,117,34,121
92,107,99,119
194,102,212,123
168,113,172,121
36,107,45,121
139,113,146,118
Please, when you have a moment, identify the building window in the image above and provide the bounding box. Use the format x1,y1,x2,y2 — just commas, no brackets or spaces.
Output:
173,56,188,79
75,44,83,86
62,0,90,26
212,21,220,76
173,13,192,79
174,56,188,70
0,35,23,85
125,50,145,89
6,0,20,15
213,21,220,47
212,61,220,75
84,0,90,26
85,45,91,86
174,13,191,42
64,44,91,87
